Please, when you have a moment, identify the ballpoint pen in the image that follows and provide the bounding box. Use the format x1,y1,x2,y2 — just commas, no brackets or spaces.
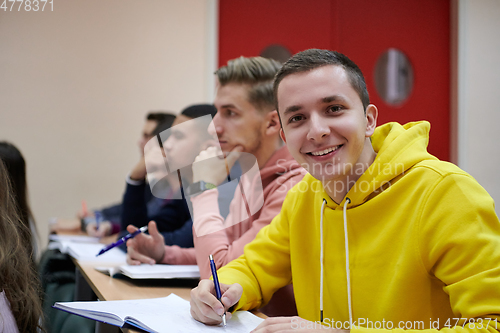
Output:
94,211,102,231
96,226,148,256
209,254,227,327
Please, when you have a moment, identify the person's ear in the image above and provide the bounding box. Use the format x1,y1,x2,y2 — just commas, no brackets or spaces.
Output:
264,110,281,136
365,104,378,137
279,128,287,143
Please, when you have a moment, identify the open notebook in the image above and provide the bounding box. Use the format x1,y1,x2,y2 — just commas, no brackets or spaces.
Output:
53,293,264,333
48,239,127,263
95,264,200,279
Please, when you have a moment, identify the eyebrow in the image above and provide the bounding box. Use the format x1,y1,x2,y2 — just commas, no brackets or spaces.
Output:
322,94,348,104
283,95,348,116
283,105,302,116
219,104,237,110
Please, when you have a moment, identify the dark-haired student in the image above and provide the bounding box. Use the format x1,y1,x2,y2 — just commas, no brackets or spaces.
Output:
0,159,45,333
75,111,176,237
121,104,236,248
189,49,500,333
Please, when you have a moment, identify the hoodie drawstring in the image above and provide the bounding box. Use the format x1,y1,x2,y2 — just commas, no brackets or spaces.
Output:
343,197,353,327
319,198,327,322
319,197,353,327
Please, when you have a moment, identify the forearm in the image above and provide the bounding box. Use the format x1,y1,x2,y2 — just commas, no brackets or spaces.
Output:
161,245,196,265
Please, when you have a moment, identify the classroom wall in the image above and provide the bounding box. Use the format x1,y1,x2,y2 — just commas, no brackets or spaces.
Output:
457,0,500,212
0,0,216,251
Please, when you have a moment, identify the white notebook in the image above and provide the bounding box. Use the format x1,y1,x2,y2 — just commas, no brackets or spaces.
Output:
53,293,264,333
95,264,200,279
48,240,127,264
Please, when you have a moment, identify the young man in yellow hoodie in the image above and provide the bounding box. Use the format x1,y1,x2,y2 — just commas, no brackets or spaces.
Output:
189,49,500,332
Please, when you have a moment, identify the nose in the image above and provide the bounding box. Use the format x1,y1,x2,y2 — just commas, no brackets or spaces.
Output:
306,112,330,142
210,112,224,137
163,136,173,153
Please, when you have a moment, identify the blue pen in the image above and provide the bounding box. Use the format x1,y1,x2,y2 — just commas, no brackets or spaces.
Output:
94,211,102,231
96,226,148,256
209,254,227,326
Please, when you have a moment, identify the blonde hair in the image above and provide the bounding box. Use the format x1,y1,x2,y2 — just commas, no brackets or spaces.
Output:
215,56,282,112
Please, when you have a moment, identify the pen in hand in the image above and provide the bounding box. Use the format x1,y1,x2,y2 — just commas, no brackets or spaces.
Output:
94,211,102,231
209,254,227,327
96,226,148,257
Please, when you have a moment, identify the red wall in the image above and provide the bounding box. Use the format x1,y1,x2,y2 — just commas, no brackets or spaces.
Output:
219,0,450,161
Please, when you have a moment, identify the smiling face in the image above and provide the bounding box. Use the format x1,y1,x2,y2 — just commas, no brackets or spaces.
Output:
212,83,267,157
278,65,377,188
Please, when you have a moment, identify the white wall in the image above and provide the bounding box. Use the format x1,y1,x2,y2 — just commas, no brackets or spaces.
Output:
0,0,216,251
457,0,500,212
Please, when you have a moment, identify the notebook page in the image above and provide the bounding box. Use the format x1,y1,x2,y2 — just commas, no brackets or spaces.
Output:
124,294,264,333
54,294,263,333
66,242,127,263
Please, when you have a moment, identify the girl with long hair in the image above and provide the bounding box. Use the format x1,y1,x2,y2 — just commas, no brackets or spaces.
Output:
0,159,45,332
0,142,38,259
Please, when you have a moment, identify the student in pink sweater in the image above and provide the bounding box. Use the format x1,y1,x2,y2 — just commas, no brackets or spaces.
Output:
126,56,306,315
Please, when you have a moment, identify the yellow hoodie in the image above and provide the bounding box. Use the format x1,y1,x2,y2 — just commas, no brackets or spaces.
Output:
218,122,500,332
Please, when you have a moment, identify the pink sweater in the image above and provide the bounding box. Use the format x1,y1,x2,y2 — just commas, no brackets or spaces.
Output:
161,146,306,278
0,290,19,333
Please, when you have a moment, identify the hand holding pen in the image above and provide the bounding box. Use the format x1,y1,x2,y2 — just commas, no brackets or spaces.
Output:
96,225,148,256
209,254,226,326
189,277,243,326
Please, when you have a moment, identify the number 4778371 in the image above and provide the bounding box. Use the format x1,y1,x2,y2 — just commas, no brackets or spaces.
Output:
1,0,53,11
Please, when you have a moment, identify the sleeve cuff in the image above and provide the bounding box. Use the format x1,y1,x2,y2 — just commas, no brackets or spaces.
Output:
126,173,145,186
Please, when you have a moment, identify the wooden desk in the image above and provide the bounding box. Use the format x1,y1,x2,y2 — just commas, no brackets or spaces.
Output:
75,261,197,302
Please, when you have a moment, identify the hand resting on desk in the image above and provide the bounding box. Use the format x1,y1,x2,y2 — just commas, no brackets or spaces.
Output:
126,221,165,265
190,279,242,325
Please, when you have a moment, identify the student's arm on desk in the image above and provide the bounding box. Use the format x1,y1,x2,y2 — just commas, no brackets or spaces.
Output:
190,198,294,327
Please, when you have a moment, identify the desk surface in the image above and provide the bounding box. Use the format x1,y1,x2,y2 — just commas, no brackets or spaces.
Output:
75,261,197,302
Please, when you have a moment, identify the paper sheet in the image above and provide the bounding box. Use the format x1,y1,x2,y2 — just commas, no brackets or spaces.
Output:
48,241,127,264
55,293,264,333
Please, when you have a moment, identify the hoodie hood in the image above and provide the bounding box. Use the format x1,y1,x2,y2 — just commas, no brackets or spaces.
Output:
346,121,438,207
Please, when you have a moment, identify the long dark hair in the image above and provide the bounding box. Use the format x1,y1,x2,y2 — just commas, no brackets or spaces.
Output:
0,159,45,332
0,141,37,256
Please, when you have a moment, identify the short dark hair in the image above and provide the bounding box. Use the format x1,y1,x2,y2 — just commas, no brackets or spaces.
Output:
273,49,370,112
180,104,217,120
215,56,282,112
155,104,216,148
146,112,175,123
151,114,176,137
